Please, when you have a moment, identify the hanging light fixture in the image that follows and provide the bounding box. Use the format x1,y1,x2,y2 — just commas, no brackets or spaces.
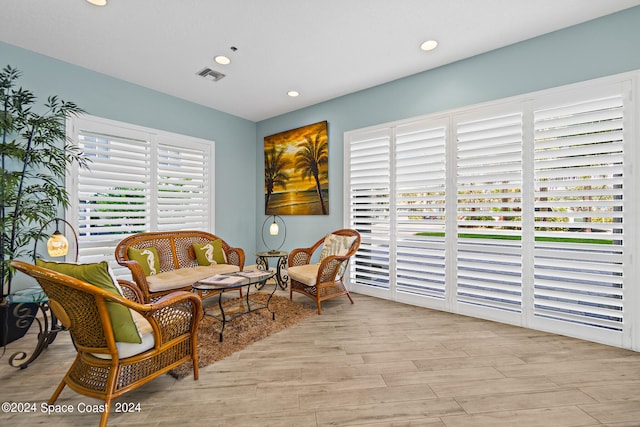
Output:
269,218,279,235
33,218,79,262
262,215,286,253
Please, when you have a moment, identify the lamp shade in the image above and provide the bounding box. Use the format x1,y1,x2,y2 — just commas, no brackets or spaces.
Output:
47,231,69,257
269,221,279,235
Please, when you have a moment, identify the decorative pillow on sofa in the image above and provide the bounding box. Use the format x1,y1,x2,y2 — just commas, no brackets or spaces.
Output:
35,259,142,344
193,239,227,265
319,234,357,262
127,247,160,276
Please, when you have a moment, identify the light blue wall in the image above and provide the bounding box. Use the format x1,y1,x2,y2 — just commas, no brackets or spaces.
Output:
4,5,640,260
0,41,257,253
256,6,640,252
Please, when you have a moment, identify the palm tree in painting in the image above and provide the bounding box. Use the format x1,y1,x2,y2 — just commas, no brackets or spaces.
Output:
264,144,290,211
294,131,328,214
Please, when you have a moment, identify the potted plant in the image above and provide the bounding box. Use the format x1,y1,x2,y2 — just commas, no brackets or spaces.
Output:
1,65,88,346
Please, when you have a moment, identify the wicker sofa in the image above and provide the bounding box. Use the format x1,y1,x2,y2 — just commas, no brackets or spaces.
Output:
115,230,245,302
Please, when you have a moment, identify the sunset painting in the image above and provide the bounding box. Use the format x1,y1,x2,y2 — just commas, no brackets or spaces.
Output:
264,121,328,215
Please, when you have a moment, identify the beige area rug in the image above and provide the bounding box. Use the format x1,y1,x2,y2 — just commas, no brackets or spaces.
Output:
169,292,316,379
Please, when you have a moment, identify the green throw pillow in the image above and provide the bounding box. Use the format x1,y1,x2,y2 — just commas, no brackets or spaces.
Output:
36,259,142,344
193,239,227,265
127,246,160,276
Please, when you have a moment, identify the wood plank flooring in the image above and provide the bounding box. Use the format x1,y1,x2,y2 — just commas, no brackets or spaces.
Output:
1,288,639,426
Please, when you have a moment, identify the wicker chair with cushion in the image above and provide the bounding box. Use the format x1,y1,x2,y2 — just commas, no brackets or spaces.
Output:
288,229,361,314
10,259,202,427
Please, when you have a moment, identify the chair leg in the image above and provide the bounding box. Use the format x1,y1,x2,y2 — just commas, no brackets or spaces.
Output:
100,362,119,426
48,379,67,404
99,400,111,427
346,290,354,304
192,354,199,380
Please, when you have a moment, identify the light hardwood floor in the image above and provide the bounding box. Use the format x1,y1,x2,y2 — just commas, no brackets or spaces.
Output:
1,288,640,426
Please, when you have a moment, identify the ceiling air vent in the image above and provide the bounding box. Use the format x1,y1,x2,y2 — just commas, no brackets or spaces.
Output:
196,67,226,82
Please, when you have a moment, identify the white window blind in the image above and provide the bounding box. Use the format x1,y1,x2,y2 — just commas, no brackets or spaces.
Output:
73,125,151,267
345,73,635,349
67,116,214,274
533,95,624,331
395,120,447,300
157,140,209,231
346,128,392,292
455,112,523,314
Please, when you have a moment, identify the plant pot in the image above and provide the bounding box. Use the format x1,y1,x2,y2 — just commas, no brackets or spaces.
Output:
0,302,38,346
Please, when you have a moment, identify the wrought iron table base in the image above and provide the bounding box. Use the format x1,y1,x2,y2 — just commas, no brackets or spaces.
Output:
215,279,276,342
194,272,277,342
255,251,289,290
7,302,61,369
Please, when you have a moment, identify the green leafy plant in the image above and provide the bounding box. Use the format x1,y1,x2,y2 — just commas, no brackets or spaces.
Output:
1,65,89,302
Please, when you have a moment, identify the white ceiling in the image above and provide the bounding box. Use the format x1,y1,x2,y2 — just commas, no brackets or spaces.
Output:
2,0,640,122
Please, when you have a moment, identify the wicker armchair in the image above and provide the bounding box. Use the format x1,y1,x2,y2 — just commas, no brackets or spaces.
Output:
10,260,202,427
288,229,361,314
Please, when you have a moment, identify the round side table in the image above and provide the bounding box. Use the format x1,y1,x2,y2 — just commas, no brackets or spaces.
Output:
255,250,289,290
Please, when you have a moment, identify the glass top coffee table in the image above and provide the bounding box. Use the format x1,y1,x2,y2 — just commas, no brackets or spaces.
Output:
193,270,276,342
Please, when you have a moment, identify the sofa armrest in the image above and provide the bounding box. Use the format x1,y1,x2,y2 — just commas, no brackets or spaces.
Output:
117,260,153,302
225,247,245,270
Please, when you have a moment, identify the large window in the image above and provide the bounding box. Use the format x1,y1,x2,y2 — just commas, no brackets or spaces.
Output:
66,115,214,275
345,73,637,350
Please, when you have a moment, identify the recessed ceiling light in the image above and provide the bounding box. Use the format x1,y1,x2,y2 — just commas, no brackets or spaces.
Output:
287,91,299,97
420,40,438,51
214,55,231,65
86,0,107,6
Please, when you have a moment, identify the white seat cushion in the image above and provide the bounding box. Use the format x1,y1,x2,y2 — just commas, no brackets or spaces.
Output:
93,310,155,359
288,264,319,287
147,264,240,292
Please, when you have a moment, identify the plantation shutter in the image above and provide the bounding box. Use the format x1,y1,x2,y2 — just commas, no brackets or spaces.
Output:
455,112,523,314
157,139,210,231
345,73,634,349
395,120,447,300
74,126,151,266
347,128,392,292
68,116,214,275
533,94,624,332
